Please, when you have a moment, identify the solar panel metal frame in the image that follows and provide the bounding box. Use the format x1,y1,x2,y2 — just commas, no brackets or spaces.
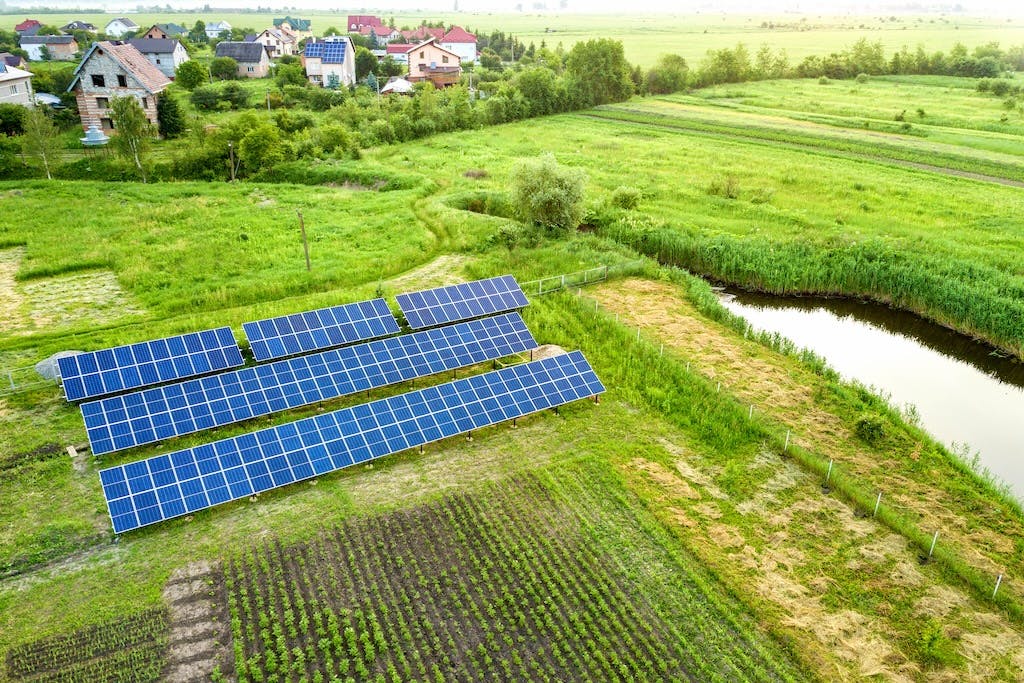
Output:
58,327,244,402
83,312,538,455
396,275,530,330
99,350,603,534
243,298,399,362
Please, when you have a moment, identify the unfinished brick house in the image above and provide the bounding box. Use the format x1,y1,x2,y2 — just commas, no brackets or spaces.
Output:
68,41,170,133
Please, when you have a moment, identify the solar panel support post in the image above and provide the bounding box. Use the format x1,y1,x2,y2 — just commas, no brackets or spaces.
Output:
297,210,311,272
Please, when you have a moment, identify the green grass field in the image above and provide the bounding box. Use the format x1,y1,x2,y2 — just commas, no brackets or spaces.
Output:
2,69,1024,681
5,11,1024,66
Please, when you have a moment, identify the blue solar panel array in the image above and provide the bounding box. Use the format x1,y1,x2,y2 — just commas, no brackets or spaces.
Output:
304,41,348,64
82,313,537,455
58,328,244,402
243,298,399,362
397,275,530,330
99,350,603,533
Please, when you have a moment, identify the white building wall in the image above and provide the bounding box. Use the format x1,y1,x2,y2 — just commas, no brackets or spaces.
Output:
441,42,476,63
0,76,33,107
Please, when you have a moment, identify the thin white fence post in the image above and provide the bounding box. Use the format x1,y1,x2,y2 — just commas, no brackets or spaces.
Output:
994,574,1003,599
928,531,939,558
784,430,790,452
873,491,882,517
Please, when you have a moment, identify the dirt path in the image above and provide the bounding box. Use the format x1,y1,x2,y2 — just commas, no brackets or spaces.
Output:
162,561,234,682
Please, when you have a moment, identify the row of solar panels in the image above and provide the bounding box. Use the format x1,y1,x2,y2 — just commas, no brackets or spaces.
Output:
58,275,531,402
101,351,604,534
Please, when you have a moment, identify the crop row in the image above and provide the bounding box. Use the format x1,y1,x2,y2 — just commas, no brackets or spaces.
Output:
6,608,168,680
226,476,700,682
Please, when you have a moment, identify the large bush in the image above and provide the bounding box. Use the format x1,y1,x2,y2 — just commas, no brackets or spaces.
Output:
510,153,587,233
210,56,239,81
175,60,209,89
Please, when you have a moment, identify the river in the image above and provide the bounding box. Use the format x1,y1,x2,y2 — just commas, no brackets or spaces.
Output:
717,290,1024,503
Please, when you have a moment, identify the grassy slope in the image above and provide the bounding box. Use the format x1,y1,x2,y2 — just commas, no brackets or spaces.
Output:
5,11,1024,66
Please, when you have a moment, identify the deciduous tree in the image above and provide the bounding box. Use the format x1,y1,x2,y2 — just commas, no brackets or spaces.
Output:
110,96,154,182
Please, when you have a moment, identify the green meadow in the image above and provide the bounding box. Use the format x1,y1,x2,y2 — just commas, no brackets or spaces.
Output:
2,55,1024,683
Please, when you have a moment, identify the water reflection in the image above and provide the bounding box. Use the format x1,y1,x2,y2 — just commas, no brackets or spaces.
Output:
718,290,1024,502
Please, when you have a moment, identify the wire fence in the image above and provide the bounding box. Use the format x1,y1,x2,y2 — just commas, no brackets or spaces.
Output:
520,259,647,297
0,364,58,398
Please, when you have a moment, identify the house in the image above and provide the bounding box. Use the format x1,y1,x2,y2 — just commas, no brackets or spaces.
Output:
0,63,34,107
385,43,413,65
380,77,414,95
406,38,461,88
104,18,139,38
61,21,97,33
205,21,232,40
20,36,79,62
302,37,355,88
14,19,41,36
253,28,297,58
67,41,170,133
273,17,312,40
142,23,186,40
401,26,445,43
348,15,381,31
0,52,28,69
214,42,270,78
359,24,400,48
128,39,189,79
441,26,477,64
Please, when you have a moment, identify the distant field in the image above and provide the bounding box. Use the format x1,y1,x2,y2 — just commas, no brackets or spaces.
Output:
4,11,1024,65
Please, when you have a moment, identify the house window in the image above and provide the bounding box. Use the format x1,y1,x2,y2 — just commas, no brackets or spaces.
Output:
420,51,425,58
117,74,127,87
442,55,449,64
91,74,105,87
247,66,254,72
96,96,108,108
155,58,161,64
141,97,148,108
9,85,17,94
101,117,113,130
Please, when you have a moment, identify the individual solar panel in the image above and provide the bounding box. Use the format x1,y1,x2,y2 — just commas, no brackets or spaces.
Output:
243,298,399,362
100,350,603,533
83,313,537,455
397,275,530,330
58,328,244,402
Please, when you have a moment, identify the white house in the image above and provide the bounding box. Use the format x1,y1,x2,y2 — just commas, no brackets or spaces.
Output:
253,28,297,58
127,39,189,79
104,18,139,38
205,21,232,40
302,37,355,89
0,63,34,107
440,26,477,64
19,35,79,61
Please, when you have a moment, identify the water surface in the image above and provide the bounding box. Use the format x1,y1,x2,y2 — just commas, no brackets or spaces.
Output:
718,291,1024,502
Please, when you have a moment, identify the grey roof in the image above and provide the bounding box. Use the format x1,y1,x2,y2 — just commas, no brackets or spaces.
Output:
128,38,179,55
20,35,76,45
108,18,139,28
19,25,41,36
0,52,24,67
62,21,97,31
154,23,186,35
215,41,266,63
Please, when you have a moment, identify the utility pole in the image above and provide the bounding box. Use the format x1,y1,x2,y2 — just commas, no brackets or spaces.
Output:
297,210,311,271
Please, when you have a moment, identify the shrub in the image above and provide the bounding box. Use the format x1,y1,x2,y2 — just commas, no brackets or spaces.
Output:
818,76,830,84
854,413,887,447
0,103,26,136
510,153,587,233
221,83,249,109
610,185,642,209
707,175,740,199
190,86,220,111
210,56,239,80
991,79,1011,96
175,60,209,90
855,72,869,83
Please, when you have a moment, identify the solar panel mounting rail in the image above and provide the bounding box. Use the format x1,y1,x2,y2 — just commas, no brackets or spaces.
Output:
99,350,604,534
58,328,244,402
82,313,537,455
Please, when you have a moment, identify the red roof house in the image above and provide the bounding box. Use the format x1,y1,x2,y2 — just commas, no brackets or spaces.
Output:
440,26,478,63
14,19,41,35
347,15,381,31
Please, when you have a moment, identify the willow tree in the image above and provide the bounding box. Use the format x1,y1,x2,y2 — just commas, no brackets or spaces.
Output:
110,96,154,182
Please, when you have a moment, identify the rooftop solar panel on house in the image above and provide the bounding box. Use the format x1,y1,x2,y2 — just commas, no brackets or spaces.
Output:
99,350,603,533
58,328,244,402
396,275,529,330
83,313,537,455
243,298,399,362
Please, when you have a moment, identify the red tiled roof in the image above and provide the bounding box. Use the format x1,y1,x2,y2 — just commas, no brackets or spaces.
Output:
401,26,445,42
15,19,40,31
386,43,413,54
442,26,476,43
359,25,396,37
